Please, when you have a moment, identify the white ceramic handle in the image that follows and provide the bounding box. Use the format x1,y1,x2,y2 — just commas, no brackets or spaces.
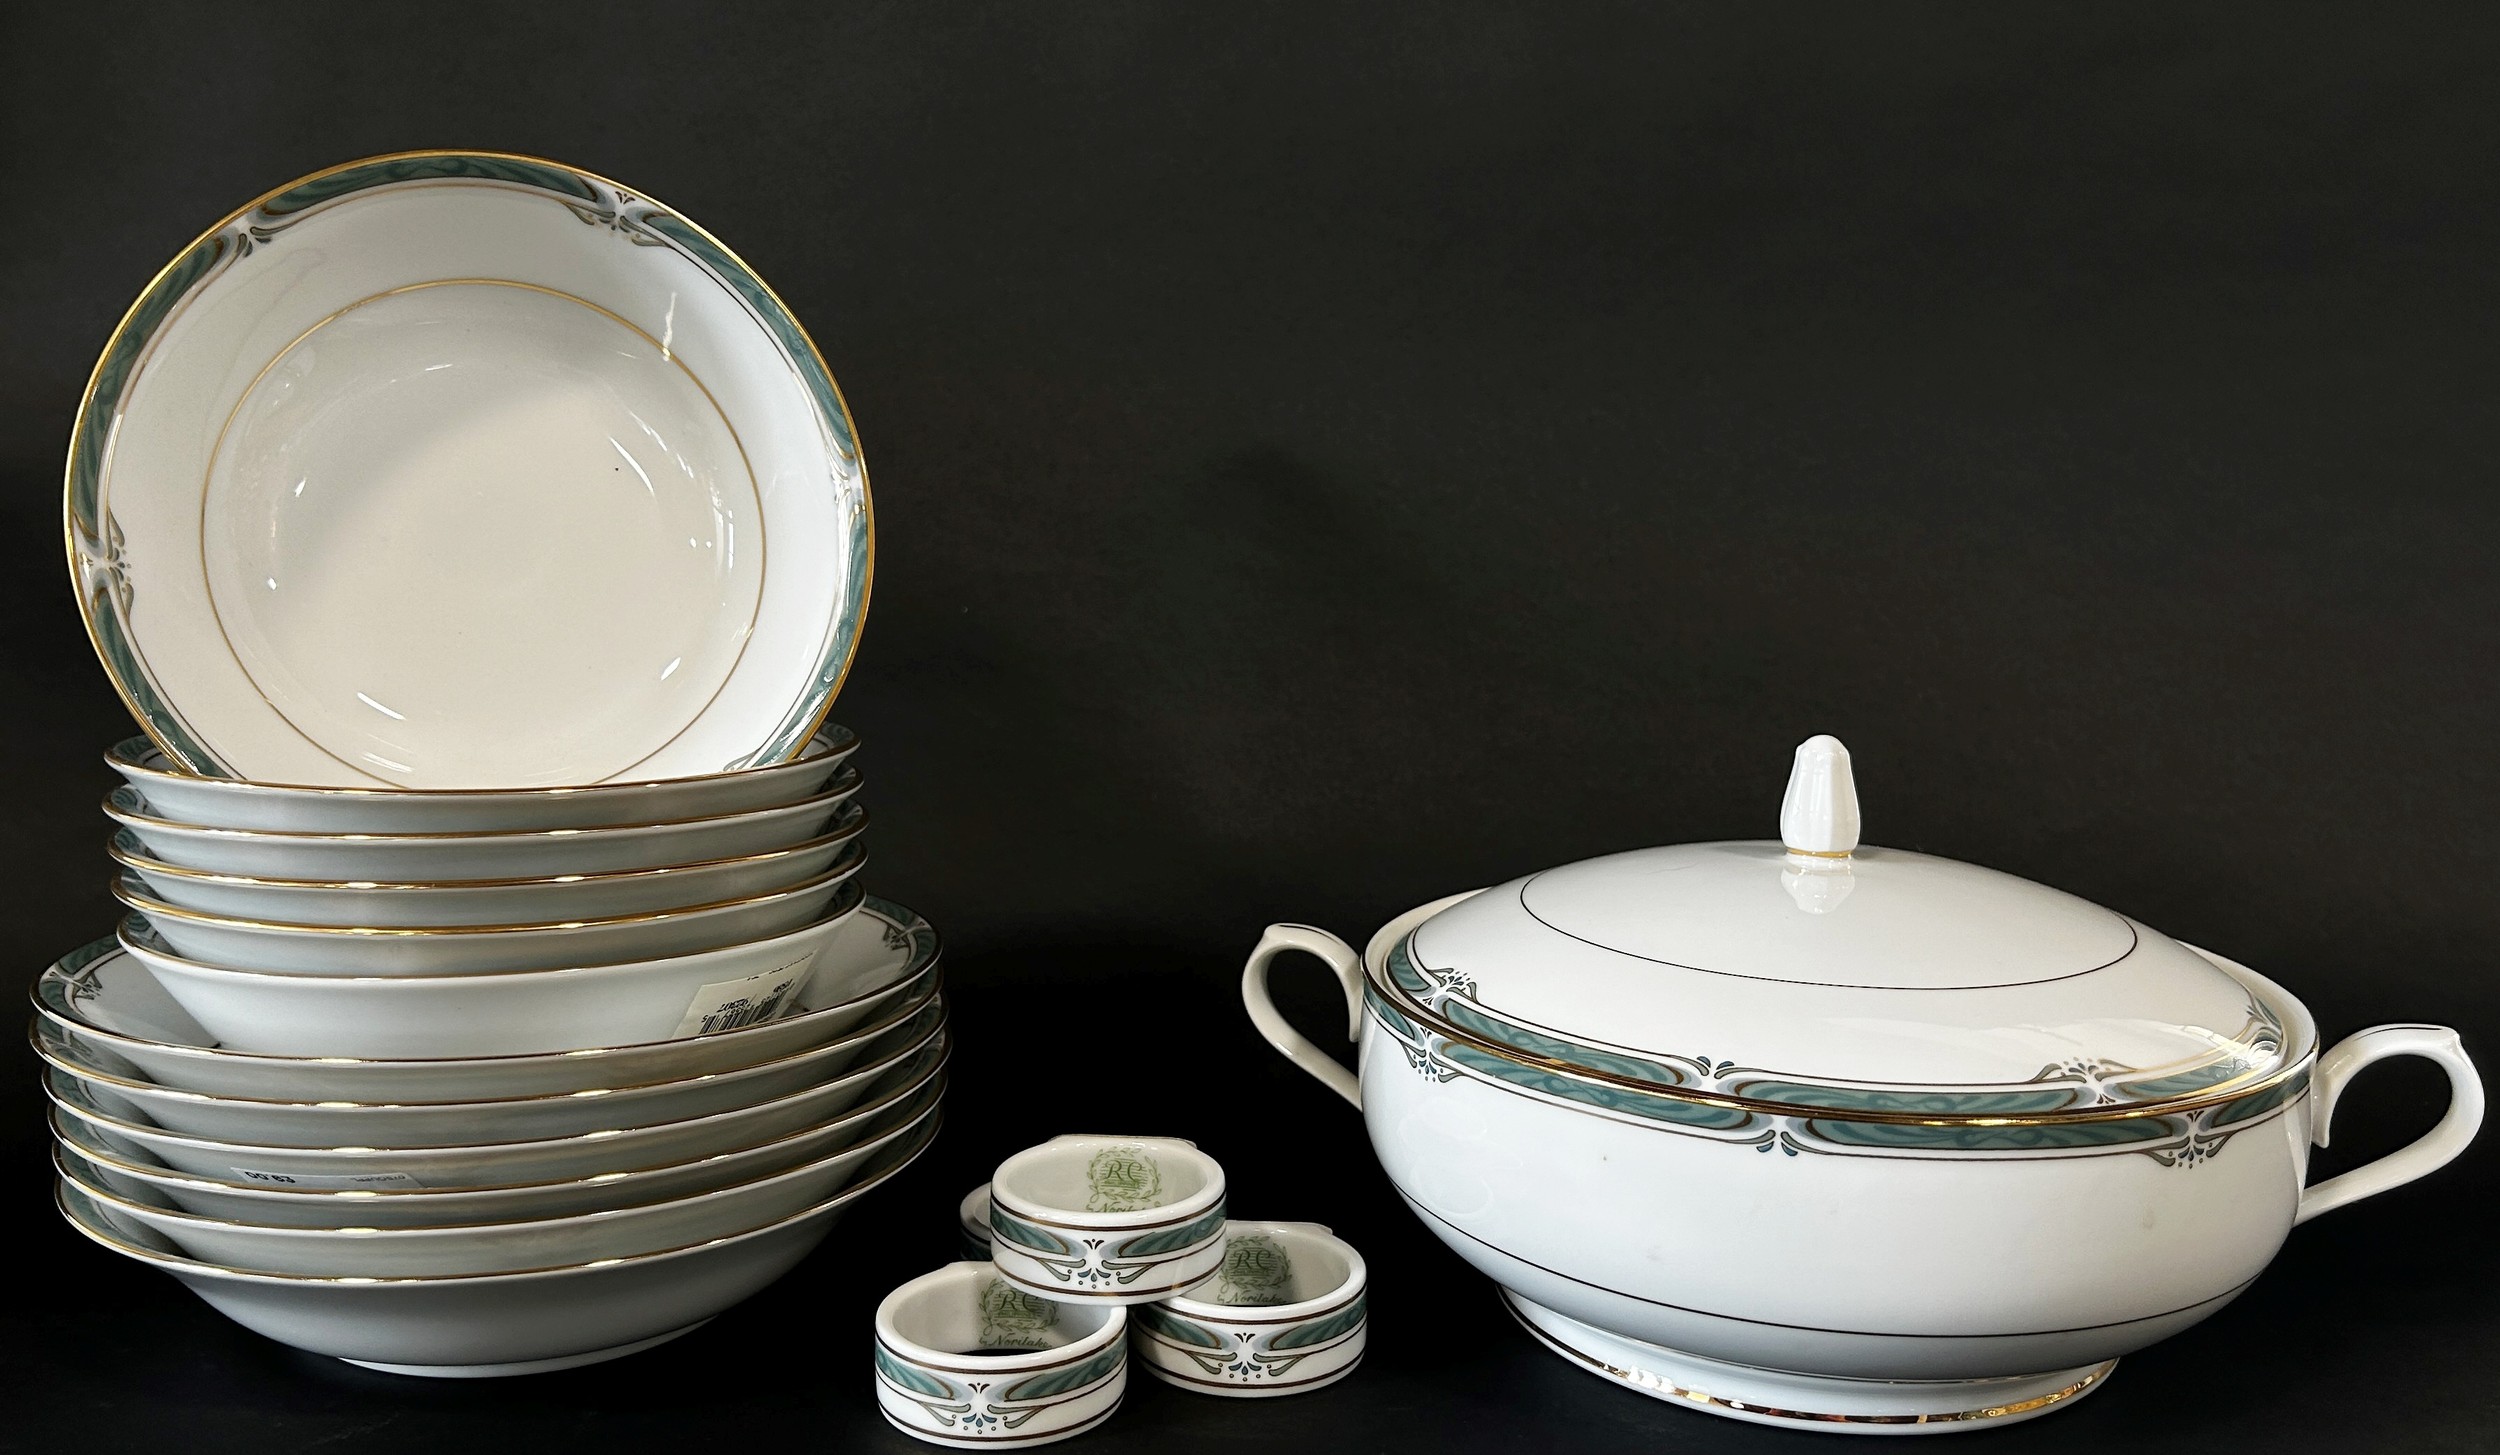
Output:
1243,923,1366,1109
2296,1024,2482,1225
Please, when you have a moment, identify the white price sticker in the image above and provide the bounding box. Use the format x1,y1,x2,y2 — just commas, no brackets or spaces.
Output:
670,956,815,1038
228,1167,426,1190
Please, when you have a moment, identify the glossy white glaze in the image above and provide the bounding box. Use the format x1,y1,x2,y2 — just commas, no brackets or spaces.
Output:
55,1125,929,1376
105,770,859,881
114,883,884,1057
46,1028,949,1189
103,726,857,834
72,153,870,790
988,1135,1229,1305
875,1262,1128,1447
116,847,865,976
1132,1222,1367,1398
35,895,936,1096
109,818,858,928
1247,895,2478,1422
36,987,944,1147
57,1108,937,1277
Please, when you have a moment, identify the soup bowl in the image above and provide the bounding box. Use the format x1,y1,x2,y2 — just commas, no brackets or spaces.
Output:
55,1108,932,1377
38,895,938,1096
108,808,863,928
105,726,859,834
47,1025,951,1189
56,1105,939,1277
53,1066,945,1227
116,843,865,976
105,768,860,881
36,984,946,1147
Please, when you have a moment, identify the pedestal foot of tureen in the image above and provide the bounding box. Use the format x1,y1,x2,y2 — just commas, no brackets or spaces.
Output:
1501,1294,2113,1436
338,1319,712,1378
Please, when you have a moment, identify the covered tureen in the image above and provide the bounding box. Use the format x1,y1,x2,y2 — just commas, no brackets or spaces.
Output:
1244,737,2480,1434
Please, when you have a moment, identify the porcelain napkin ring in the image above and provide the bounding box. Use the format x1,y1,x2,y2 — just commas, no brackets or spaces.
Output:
1131,1221,1367,1397
875,1262,1127,1447
986,1135,1226,1304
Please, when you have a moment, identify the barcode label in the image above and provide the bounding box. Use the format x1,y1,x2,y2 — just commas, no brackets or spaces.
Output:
670,955,815,1038
228,1167,426,1190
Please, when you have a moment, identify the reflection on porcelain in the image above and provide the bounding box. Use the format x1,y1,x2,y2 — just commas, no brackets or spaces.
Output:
47,1028,951,1190
875,1262,1127,1447
109,815,863,928
67,152,871,792
1243,736,2482,1431
959,1183,994,1260
987,1136,1228,1305
114,883,887,1057
116,844,866,977
106,772,860,885
35,984,946,1148
104,726,859,834
55,1069,945,1228
56,1107,939,1278
37,894,938,1095
1132,1222,1366,1398
55,1118,930,1377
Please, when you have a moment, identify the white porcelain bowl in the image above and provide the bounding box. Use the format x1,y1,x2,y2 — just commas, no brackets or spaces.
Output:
47,1024,951,1189
106,727,858,834
117,882,889,1057
106,769,861,881
117,845,866,977
57,1104,939,1277
110,809,864,927
54,1065,945,1227
38,895,938,1098
69,153,870,795
56,1113,930,1377
42,992,946,1148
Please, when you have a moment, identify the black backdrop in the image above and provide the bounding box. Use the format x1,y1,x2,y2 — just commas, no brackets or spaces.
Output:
4,5,2495,1450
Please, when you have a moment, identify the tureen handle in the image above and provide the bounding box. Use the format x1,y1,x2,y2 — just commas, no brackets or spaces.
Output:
2295,1024,2483,1225
1242,924,1366,1109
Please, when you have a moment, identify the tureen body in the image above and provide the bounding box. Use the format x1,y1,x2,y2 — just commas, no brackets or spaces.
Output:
1245,739,2479,1432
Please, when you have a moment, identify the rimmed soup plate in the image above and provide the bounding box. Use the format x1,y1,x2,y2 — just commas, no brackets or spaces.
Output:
40,894,936,1096
105,769,860,881
56,1103,939,1278
46,1024,951,1189
106,726,859,834
115,882,887,1057
109,809,862,928
39,991,946,1148
116,843,866,975
53,1067,945,1228
54,1110,931,1377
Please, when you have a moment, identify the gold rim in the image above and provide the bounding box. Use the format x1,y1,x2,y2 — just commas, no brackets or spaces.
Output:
50,1061,948,1199
54,1113,936,1285
114,846,864,937
107,814,864,891
65,148,872,786
115,875,864,981
105,722,855,799
103,765,862,842
29,980,945,1120
1366,959,2313,1128
36,910,937,1064
46,1034,952,1189
54,1100,939,1235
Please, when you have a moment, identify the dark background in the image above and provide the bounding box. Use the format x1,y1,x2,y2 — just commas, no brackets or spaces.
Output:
4,4,2495,1449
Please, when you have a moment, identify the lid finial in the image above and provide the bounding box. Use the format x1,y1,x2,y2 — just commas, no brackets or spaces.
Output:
1780,735,1859,860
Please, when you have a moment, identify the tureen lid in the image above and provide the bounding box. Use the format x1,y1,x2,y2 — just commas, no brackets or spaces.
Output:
1380,736,2305,1117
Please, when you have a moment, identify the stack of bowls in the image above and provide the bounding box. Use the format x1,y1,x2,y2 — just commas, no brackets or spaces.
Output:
36,728,950,1377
